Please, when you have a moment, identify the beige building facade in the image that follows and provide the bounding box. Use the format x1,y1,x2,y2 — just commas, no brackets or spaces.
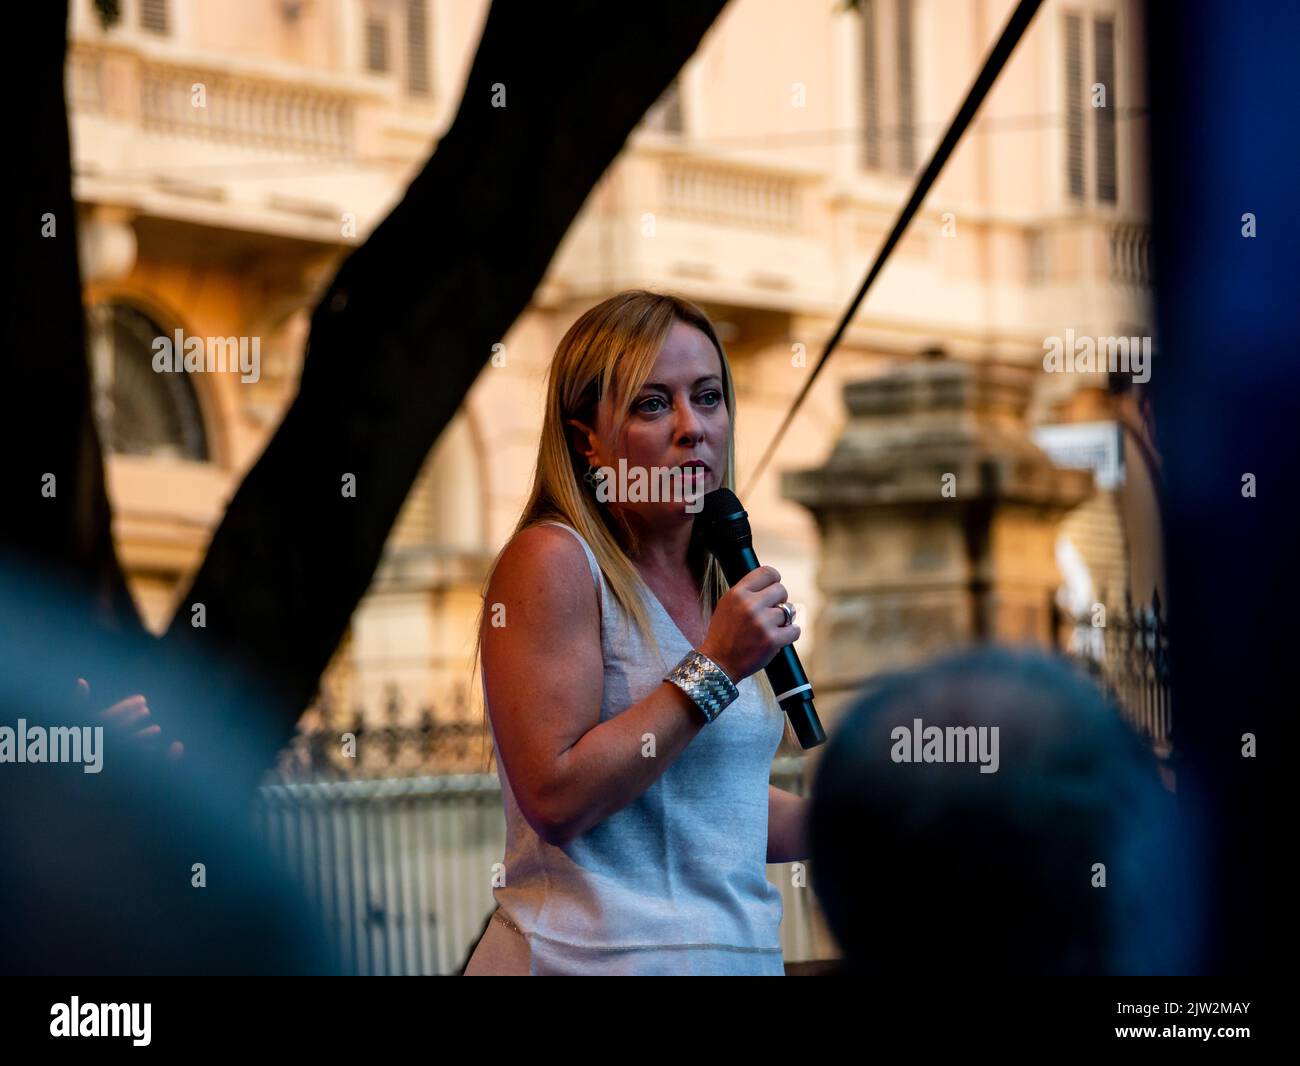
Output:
68,0,1160,743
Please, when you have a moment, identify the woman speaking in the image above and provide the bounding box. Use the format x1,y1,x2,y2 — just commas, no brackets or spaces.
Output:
463,290,808,976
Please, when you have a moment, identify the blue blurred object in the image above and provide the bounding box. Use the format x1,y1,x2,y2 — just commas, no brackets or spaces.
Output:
0,557,340,975
1144,0,1296,976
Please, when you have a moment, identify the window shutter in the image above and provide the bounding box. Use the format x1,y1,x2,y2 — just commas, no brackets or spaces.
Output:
1064,14,1086,200
895,0,915,173
1093,17,1117,203
406,0,431,96
861,0,881,169
140,0,169,35
366,16,389,73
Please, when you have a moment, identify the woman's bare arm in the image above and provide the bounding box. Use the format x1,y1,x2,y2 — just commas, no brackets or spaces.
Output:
481,525,707,846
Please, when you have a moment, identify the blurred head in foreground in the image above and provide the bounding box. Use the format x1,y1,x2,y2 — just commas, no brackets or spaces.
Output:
810,647,1202,976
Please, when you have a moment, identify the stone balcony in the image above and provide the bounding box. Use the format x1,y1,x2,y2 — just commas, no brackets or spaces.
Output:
66,40,425,243
69,45,358,158
543,132,1152,353
542,135,831,312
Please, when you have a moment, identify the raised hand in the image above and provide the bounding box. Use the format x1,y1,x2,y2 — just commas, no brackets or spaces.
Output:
78,679,184,762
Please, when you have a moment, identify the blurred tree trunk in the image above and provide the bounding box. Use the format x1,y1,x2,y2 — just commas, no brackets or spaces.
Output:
8,0,143,638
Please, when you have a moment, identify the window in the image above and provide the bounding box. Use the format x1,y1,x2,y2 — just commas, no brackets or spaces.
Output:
1094,18,1117,203
1064,11,1120,205
1064,15,1085,200
87,303,209,462
364,0,434,98
861,0,880,168
859,0,918,175
140,0,169,35
366,16,390,73
406,0,431,97
895,0,916,172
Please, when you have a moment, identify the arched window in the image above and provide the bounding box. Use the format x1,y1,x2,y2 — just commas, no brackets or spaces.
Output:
87,301,209,461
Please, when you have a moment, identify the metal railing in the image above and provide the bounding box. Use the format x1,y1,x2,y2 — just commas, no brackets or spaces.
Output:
273,684,488,781
1055,588,1172,760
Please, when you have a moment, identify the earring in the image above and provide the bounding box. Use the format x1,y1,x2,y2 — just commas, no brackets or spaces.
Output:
584,465,609,490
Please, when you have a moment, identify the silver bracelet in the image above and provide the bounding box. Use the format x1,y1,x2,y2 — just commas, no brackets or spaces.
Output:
664,649,739,723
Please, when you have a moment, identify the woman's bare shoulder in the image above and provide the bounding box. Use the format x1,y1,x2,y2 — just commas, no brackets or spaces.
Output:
488,523,597,608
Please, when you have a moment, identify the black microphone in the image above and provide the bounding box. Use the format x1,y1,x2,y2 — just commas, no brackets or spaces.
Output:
692,488,826,749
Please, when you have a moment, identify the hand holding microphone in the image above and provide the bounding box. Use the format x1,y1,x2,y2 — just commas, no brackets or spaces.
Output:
692,489,826,749
698,565,801,684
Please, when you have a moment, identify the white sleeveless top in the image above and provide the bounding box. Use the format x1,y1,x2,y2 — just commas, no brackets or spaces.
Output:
482,520,787,975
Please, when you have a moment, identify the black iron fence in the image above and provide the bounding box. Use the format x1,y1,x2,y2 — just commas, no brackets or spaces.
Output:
1053,588,1173,762
273,684,491,782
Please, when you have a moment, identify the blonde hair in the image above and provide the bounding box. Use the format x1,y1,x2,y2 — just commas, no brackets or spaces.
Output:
469,290,747,771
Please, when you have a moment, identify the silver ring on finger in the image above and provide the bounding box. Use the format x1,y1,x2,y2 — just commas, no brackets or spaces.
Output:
778,602,796,627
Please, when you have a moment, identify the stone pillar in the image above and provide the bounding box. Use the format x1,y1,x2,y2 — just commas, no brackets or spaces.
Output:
783,354,1093,733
